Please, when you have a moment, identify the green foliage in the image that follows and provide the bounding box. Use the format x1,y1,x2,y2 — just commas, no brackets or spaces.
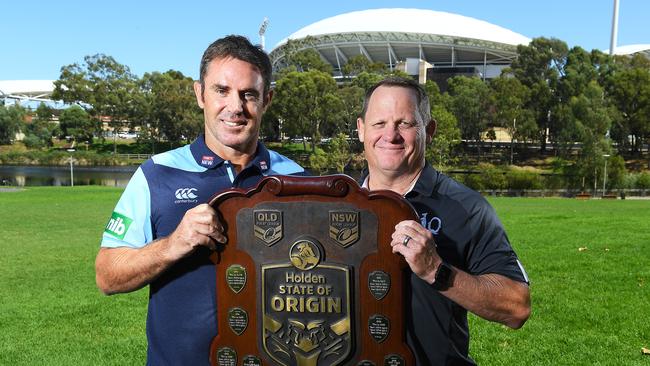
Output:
0,104,26,144
505,169,543,190
605,155,626,189
342,55,388,76
337,85,365,136
308,149,329,175
447,76,491,156
53,54,140,153
0,149,127,166
59,105,94,143
272,70,342,151
426,105,460,170
624,172,650,189
327,133,352,173
138,70,202,145
350,71,384,91
280,39,332,74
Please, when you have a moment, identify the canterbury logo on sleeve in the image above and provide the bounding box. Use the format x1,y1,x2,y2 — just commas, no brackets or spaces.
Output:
105,212,133,239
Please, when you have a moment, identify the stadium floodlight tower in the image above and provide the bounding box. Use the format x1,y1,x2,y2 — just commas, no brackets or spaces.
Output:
259,17,269,50
610,0,620,55
269,8,530,87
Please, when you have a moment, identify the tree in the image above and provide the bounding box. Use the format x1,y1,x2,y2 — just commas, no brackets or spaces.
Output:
446,76,491,158
423,81,460,169
350,71,384,91
509,37,568,152
0,104,26,145
427,105,460,170
337,85,365,136
606,54,650,161
273,70,343,151
490,75,534,164
53,54,140,153
563,82,615,191
328,133,352,173
279,38,332,74
24,103,57,148
342,55,388,76
59,105,94,143
138,70,202,149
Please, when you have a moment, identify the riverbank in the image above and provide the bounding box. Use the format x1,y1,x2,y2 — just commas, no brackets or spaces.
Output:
0,149,144,166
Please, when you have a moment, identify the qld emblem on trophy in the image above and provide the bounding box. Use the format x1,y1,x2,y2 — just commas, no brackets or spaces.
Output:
208,175,416,366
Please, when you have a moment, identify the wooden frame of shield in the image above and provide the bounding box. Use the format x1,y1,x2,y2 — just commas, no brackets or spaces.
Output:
208,175,416,366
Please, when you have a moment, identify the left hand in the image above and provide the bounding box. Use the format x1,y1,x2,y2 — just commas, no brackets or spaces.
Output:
390,220,442,284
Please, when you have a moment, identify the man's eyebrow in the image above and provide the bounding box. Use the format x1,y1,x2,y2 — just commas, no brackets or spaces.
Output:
211,83,229,91
241,88,260,96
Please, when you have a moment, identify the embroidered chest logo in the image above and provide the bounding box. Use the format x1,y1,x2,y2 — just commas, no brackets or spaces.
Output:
174,188,198,203
419,212,442,235
201,155,214,166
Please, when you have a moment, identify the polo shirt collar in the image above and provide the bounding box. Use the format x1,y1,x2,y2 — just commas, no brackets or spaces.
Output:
407,163,438,198
189,135,224,169
359,163,437,197
189,134,271,173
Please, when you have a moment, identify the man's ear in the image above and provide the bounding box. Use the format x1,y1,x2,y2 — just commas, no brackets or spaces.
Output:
263,89,274,111
193,81,205,109
356,117,365,143
426,119,437,144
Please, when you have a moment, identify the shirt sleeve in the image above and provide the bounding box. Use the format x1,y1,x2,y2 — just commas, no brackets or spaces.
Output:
464,197,529,284
101,167,153,248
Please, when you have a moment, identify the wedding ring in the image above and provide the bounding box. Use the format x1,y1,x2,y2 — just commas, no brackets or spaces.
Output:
402,235,411,247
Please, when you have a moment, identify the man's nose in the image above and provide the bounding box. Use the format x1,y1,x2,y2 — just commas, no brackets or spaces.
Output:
382,125,403,143
225,93,244,114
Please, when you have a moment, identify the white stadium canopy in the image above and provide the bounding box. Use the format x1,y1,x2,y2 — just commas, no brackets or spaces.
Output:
609,44,650,58
0,80,56,103
270,8,531,78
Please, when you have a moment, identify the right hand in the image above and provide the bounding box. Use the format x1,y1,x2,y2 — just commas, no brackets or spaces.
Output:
166,203,226,259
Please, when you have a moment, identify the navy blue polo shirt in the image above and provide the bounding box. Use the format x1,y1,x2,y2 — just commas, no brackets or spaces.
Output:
362,164,528,366
101,135,305,365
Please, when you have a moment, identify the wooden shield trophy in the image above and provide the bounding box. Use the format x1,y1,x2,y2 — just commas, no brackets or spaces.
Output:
208,175,416,366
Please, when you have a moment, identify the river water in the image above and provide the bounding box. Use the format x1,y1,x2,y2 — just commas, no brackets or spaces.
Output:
0,165,138,187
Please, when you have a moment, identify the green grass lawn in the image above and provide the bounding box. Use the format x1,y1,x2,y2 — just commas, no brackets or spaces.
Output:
1,188,648,365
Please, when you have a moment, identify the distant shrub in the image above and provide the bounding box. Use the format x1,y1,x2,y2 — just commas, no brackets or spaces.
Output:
505,169,543,190
637,172,650,189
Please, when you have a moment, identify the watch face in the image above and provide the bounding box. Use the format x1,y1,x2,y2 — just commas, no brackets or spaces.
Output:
432,262,452,291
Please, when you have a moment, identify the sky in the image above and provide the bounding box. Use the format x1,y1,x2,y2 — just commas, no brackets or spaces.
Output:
1,0,648,81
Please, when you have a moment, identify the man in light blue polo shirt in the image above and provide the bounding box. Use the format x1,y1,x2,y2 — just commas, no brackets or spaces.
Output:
95,35,305,365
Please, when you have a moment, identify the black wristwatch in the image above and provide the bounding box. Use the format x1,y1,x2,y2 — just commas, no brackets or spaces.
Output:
431,261,453,291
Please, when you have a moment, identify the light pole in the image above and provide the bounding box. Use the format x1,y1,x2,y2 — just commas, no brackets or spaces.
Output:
67,148,75,187
602,154,610,197
259,17,269,50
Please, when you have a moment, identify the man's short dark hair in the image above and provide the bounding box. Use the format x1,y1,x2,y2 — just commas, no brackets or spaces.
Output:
199,35,272,101
360,76,431,124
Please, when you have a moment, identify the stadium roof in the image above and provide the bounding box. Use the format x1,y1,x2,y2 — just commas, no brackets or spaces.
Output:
270,8,531,74
610,44,650,58
0,80,55,102
275,8,530,49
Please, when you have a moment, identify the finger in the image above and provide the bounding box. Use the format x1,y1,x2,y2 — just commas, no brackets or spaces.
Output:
208,231,227,244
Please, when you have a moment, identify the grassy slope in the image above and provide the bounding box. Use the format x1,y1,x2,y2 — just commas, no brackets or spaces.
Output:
1,188,648,365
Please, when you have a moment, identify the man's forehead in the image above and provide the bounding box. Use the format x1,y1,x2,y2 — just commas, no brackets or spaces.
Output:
366,86,418,114
206,56,263,80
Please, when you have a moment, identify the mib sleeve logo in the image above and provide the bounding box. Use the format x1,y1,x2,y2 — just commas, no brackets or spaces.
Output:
105,212,133,240
329,211,359,247
254,210,283,246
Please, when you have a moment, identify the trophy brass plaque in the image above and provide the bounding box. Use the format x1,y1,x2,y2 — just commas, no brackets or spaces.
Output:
226,264,247,293
209,175,416,366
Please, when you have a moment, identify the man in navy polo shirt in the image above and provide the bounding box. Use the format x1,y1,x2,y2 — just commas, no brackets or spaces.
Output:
357,77,531,365
95,35,304,365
